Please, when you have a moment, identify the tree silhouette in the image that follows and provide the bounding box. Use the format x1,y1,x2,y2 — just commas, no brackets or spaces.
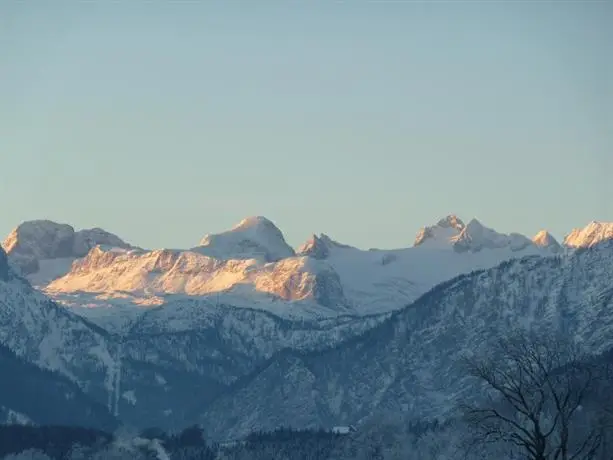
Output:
462,330,613,460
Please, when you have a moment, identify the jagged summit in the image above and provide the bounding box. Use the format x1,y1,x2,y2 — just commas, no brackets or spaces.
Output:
532,230,561,251
196,216,295,262
296,234,355,259
1,220,131,278
1,213,581,319
564,221,613,248
413,215,465,248
414,215,535,253
451,218,532,253
436,215,465,229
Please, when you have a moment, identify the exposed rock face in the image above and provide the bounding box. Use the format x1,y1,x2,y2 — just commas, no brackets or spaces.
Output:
564,221,613,248
254,257,346,307
532,230,562,252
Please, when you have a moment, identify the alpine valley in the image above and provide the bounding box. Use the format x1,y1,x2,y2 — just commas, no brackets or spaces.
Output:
1,215,613,440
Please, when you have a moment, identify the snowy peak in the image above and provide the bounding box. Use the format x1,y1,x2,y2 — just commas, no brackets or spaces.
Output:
450,218,532,253
436,215,465,230
231,216,279,233
72,227,130,257
563,221,613,249
2,220,75,268
196,216,295,262
532,230,561,251
1,220,132,279
413,215,466,248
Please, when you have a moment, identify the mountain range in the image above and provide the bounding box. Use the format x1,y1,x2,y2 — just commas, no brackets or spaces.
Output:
6,215,608,326
0,214,612,436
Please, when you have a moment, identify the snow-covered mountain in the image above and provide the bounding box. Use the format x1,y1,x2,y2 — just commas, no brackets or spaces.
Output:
0,243,121,422
564,221,613,248
1,215,613,435
4,215,611,325
198,240,613,440
0,242,383,430
30,215,565,323
414,216,534,253
1,220,132,286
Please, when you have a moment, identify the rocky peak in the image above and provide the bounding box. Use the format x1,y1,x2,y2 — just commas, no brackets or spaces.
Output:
436,215,465,230
296,234,355,259
414,215,466,248
1,220,131,277
451,219,532,253
564,221,613,249
72,228,130,257
532,230,561,252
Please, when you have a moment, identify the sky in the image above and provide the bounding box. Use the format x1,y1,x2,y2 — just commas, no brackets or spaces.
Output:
1,2,611,250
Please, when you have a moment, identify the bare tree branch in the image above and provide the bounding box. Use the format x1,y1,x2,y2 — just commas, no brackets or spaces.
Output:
461,330,613,460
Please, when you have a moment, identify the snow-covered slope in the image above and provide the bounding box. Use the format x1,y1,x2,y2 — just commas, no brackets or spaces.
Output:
0,244,121,420
39,215,559,321
1,220,132,285
46,247,349,317
564,221,613,248
291,218,553,315
0,342,116,430
199,240,613,440
0,241,386,430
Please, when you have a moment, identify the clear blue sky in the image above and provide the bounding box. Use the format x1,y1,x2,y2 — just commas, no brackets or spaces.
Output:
1,2,611,250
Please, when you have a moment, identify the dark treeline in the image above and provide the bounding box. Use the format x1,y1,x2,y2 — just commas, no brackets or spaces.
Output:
0,422,454,460
0,425,111,459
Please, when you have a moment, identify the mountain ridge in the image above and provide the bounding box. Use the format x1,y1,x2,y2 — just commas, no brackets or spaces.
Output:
198,239,613,439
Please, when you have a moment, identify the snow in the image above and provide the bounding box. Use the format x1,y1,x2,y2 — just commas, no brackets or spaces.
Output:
0,214,566,334
27,258,76,287
1,219,132,280
31,215,565,325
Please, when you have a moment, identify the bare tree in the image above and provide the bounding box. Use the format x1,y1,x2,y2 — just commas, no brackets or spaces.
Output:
462,330,612,460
